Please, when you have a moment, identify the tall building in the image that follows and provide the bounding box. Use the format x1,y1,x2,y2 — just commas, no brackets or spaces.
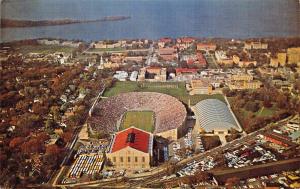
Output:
107,127,153,170
277,53,287,66
270,58,279,68
287,47,300,64
270,53,287,67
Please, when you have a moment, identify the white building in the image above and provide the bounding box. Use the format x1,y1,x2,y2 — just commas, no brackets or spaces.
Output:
215,51,228,61
130,71,138,81
113,71,128,81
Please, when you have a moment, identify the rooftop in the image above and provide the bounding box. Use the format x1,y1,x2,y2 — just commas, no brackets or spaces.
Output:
193,99,239,132
110,127,151,153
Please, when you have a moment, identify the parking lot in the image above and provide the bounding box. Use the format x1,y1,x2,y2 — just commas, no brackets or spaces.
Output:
224,143,277,169
176,156,216,177
169,128,194,161
68,154,104,178
63,141,108,183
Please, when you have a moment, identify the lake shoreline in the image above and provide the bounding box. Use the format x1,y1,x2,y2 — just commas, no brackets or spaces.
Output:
1,16,131,28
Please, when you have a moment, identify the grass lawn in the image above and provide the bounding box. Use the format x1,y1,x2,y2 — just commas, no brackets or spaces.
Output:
16,45,75,54
255,106,277,117
103,81,225,106
120,111,154,133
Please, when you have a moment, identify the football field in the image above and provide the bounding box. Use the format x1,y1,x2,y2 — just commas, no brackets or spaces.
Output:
120,111,155,133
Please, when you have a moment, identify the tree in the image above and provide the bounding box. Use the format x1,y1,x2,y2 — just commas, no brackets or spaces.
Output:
32,102,48,115
297,103,300,115
294,80,300,91
276,94,288,109
61,131,73,143
15,100,30,112
9,137,25,149
20,138,43,154
50,106,60,122
92,172,103,180
36,132,50,143
188,171,210,185
46,144,60,155
263,98,272,108
244,101,259,112
45,119,55,130
166,163,176,176
222,88,230,96
225,177,240,189
0,151,8,170
17,113,42,131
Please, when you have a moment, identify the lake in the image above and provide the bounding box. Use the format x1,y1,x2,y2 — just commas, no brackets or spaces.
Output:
1,0,300,42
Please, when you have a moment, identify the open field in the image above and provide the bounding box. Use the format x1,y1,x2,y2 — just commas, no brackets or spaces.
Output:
120,111,154,133
255,106,277,117
16,45,75,54
103,81,225,106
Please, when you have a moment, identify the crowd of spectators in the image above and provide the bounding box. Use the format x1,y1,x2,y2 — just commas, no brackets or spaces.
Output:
88,92,187,134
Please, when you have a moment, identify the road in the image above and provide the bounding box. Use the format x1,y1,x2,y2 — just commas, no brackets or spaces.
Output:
204,52,219,69
145,44,156,66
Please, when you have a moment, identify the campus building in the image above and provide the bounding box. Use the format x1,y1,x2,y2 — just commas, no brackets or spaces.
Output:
138,67,167,82
227,80,262,90
186,79,213,95
270,53,287,67
231,73,253,81
197,43,217,51
244,41,268,50
192,99,241,135
107,127,153,170
287,47,300,64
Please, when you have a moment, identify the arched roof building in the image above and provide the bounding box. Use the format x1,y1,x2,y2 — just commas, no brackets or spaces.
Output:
192,99,240,134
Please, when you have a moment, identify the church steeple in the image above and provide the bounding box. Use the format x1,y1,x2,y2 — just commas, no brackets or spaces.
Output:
98,56,105,69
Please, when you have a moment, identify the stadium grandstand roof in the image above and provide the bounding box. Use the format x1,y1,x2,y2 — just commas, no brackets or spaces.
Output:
193,99,239,132
110,127,152,153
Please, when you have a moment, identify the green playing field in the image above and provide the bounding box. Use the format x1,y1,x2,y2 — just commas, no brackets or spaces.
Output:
120,111,155,133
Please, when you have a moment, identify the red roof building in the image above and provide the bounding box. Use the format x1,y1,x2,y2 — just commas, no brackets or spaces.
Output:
197,43,217,51
263,132,296,148
158,47,178,61
107,127,153,170
110,127,152,153
159,37,172,43
197,53,207,66
177,37,196,44
158,47,177,55
176,68,198,75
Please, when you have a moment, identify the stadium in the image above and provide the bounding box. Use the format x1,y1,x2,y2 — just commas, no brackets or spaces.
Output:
88,92,187,140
